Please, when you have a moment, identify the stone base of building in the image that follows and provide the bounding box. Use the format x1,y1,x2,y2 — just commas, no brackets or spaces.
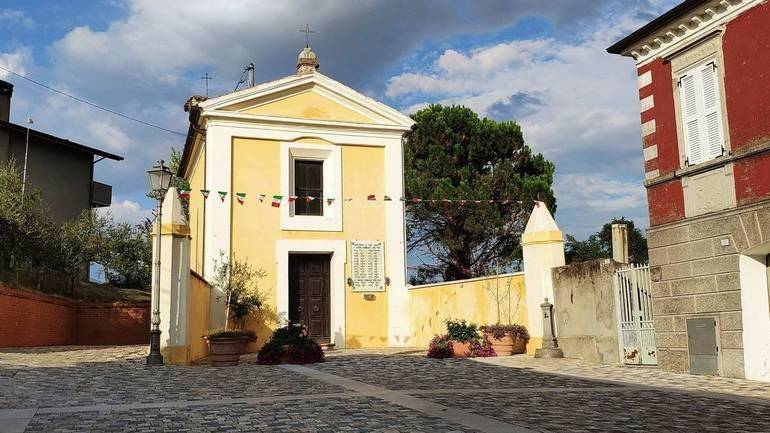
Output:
649,199,770,380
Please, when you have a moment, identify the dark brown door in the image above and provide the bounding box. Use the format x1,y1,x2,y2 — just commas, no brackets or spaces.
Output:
289,254,331,344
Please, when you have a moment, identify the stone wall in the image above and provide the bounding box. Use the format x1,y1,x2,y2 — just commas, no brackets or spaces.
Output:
551,259,624,365
648,200,770,378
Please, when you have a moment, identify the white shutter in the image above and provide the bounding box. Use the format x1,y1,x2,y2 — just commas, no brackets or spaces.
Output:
679,61,725,166
680,73,703,164
700,63,724,160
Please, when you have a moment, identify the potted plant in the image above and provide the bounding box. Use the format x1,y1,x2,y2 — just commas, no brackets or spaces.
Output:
509,323,529,354
427,334,453,359
480,324,516,356
444,319,479,358
205,254,266,366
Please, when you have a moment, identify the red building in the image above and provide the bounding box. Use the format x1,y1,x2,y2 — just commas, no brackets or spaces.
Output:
609,0,770,380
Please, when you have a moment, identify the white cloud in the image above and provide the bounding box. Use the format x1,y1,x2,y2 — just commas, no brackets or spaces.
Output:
385,12,663,237
0,48,29,79
87,122,135,152
0,9,34,29
99,199,153,224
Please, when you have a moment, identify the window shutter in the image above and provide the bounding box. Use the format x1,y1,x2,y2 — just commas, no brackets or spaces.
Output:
679,61,725,166
700,63,724,159
680,74,703,165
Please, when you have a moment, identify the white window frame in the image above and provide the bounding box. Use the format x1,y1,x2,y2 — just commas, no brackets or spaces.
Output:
280,141,342,231
678,58,726,167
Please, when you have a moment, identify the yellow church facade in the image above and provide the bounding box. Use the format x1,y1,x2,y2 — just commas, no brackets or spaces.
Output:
177,48,415,349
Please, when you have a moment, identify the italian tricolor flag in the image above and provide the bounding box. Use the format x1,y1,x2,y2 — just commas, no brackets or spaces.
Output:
271,195,283,207
200,189,210,199
178,189,191,199
236,192,246,205
218,191,228,202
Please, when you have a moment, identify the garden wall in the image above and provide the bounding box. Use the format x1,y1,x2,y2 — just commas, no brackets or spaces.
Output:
187,271,211,362
0,285,150,348
551,259,622,365
408,273,527,348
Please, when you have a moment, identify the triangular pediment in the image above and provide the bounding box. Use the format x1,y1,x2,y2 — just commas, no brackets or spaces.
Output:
199,73,413,128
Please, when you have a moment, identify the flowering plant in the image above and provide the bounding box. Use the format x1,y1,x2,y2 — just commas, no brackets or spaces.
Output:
427,334,453,359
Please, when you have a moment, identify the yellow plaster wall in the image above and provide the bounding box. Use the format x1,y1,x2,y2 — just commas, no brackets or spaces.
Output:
243,90,374,124
188,271,212,362
408,273,528,348
230,136,390,349
187,143,206,276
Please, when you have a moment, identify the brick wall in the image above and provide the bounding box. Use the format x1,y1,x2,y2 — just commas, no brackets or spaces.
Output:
0,285,150,348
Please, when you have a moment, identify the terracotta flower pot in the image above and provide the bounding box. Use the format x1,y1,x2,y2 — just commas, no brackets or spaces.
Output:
450,341,471,358
511,336,528,355
485,333,515,356
206,336,252,366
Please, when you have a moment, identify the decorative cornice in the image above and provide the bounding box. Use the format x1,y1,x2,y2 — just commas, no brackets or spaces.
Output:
624,0,761,66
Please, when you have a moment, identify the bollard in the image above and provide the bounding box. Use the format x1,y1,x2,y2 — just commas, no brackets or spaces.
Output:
534,298,564,358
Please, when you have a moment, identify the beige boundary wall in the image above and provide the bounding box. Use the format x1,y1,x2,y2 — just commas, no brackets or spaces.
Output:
408,273,527,349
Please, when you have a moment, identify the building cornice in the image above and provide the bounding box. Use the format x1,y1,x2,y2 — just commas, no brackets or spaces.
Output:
617,0,761,66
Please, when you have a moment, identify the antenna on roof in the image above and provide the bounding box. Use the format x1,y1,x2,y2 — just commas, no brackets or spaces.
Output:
246,63,255,87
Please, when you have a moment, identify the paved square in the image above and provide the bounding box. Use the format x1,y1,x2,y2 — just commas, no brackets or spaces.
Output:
2,346,770,432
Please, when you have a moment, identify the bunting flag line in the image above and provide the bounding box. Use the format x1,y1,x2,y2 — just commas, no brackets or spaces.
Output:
178,189,191,199
194,191,531,206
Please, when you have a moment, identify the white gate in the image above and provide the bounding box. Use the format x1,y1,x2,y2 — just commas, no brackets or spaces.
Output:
613,263,657,365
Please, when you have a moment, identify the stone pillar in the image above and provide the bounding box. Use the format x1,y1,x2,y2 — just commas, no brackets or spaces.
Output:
151,187,192,365
611,223,629,264
521,201,565,354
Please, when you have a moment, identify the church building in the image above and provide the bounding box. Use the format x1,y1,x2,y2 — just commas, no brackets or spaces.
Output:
177,45,415,349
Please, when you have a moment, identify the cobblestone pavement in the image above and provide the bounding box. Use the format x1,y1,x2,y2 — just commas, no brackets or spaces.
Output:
2,346,770,432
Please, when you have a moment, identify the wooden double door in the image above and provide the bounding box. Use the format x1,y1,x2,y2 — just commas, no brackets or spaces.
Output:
289,254,331,344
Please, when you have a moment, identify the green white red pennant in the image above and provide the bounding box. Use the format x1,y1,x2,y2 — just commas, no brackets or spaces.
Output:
200,189,210,199
271,195,283,207
236,192,246,205
178,189,191,199
218,191,227,202
258,194,266,203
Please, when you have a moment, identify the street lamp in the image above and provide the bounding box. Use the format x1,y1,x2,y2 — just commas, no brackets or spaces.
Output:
146,160,174,365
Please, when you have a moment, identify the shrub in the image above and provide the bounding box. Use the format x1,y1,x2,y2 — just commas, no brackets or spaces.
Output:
444,319,479,343
205,328,257,340
212,253,267,330
287,339,325,364
427,334,453,359
468,337,497,358
257,323,324,365
480,323,530,340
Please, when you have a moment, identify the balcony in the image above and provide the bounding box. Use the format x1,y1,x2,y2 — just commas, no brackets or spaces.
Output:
91,181,112,208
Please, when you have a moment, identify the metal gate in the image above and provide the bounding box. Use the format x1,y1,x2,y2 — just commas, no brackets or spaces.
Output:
613,263,657,365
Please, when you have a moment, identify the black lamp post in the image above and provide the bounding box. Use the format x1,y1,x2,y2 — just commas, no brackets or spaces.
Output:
146,160,174,365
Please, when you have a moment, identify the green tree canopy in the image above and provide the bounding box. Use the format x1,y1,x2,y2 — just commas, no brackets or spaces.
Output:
405,105,556,283
565,217,649,264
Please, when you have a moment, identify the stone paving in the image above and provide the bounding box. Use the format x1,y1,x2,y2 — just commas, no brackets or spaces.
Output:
2,345,770,432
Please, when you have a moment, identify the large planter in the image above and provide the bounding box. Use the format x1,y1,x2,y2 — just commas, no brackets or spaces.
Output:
450,340,471,358
485,333,515,356
206,336,252,367
511,336,528,355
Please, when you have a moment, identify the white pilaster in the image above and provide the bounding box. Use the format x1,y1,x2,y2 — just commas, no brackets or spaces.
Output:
203,124,232,329
151,187,192,364
521,201,565,351
739,253,770,382
385,135,411,346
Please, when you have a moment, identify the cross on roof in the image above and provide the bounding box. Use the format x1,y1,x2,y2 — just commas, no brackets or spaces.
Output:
200,72,212,97
299,24,315,47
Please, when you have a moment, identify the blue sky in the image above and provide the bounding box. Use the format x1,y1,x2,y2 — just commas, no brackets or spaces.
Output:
0,0,679,242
